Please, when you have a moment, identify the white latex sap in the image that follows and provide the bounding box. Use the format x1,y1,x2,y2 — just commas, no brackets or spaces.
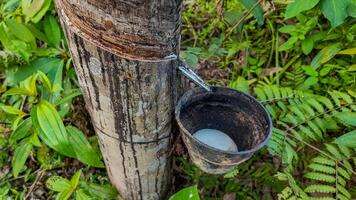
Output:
193,129,238,152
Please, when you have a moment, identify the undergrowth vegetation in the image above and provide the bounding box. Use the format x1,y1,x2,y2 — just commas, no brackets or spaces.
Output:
0,0,355,199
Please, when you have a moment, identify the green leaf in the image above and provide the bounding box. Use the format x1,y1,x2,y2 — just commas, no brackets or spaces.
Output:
47,60,64,94
302,66,318,76
31,100,75,158
31,0,52,23
278,25,297,34
0,23,13,50
12,57,62,84
3,0,20,12
310,44,341,69
54,171,81,200
279,36,298,51
285,0,320,19
338,48,356,55
70,170,81,190
10,118,32,143
305,184,336,193
239,0,264,25
27,24,49,44
301,38,314,55
224,167,239,178
75,189,92,200
29,133,42,147
300,77,318,90
320,0,351,27
1,105,25,115
12,141,32,177
335,112,356,126
5,19,36,48
46,176,71,192
4,87,32,96
43,14,61,47
37,71,52,91
22,73,38,96
229,76,250,94
224,9,243,26
21,0,45,20
85,183,117,199
169,185,200,200
66,126,104,168
335,130,356,148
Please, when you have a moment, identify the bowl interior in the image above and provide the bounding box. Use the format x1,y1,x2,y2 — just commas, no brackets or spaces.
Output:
178,88,271,152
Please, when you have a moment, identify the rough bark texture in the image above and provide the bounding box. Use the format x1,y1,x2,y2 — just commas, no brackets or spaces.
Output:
55,0,184,199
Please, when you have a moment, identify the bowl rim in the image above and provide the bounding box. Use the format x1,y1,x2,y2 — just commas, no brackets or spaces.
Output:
175,86,273,156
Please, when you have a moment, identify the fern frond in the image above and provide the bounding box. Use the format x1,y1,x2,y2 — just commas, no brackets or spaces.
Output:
304,143,354,199
308,163,336,174
304,185,336,193
311,157,335,166
304,172,335,183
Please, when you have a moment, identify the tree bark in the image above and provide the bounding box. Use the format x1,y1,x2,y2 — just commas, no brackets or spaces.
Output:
55,0,184,199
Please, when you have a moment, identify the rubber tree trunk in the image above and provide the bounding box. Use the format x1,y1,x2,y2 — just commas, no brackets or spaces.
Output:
55,0,184,199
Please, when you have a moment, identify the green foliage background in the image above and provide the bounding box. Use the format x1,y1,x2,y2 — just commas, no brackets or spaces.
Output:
0,0,355,199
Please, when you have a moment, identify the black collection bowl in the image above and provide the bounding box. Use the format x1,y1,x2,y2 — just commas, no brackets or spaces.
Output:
175,87,273,174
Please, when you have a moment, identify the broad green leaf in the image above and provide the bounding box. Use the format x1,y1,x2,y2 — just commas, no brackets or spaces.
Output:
21,0,45,20
310,44,341,69
335,130,356,148
1,105,25,115
10,118,32,143
169,185,200,200
301,38,314,55
43,14,61,47
31,100,75,158
31,0,52,23
46,176,71,192
12,57,62,84
320,0,351,27
335,112,356,126
70,171,81,189
66,126,104,168
4,87,32,96
239,0,264,25
278,25,297,34
12,141,32,177
338,48,356,55
86,183,117,199
26,24,49,43
319,65,333,76
47,60,64,95
302,66,318,77
5,19,36,48
285,0,320,19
